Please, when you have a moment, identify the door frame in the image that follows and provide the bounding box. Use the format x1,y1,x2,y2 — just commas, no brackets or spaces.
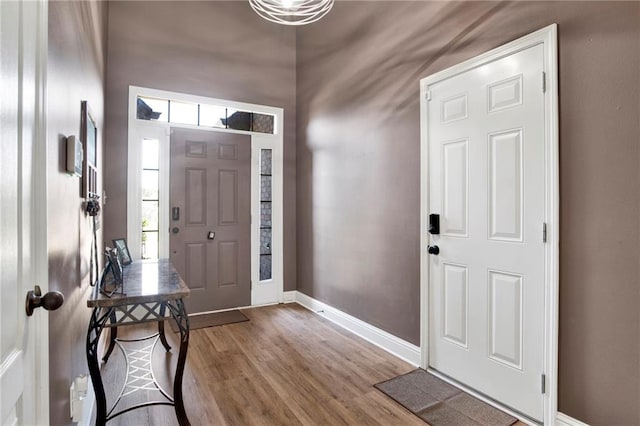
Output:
419,24,559,425
126,86,285,306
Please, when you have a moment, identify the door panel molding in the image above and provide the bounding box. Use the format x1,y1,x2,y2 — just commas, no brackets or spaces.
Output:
420,24,559,425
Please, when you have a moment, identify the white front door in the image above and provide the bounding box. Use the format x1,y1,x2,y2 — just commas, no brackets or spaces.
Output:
424,43,546,420
0,1,49,424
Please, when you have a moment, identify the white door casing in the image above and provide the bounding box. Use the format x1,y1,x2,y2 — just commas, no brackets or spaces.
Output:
127,87,284,308
420,25,559,424
0,0,50,424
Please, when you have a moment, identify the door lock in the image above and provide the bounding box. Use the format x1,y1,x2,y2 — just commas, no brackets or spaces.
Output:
429,214,440,235
427,245,440,255
207,231,216,240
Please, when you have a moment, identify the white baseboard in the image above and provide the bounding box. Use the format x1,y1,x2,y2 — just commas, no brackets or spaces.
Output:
78,379,95,426
556,413,589,426
293,291,421,366
282,291,296,303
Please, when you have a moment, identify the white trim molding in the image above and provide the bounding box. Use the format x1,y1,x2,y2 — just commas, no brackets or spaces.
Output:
282,291,296,303
294,291,421,366
556,413,590,426
419,24,559,425
127,86,284,308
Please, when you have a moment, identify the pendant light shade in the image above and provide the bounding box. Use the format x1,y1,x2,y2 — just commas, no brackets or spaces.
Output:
249,0,334,26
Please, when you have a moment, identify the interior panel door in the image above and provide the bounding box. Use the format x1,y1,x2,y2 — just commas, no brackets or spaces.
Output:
1,1,46,423
170,128,251,313
427,44,546,421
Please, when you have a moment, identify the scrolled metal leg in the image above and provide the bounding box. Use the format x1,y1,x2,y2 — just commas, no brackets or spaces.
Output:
87,307,114,426
158,303,172,352
168,298,190,426
102,310,118,362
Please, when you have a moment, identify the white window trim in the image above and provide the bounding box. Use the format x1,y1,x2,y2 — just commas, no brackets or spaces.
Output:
127,86,284,305
419,24,559,425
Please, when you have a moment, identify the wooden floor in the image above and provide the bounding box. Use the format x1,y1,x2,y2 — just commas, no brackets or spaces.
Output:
96,303,424,425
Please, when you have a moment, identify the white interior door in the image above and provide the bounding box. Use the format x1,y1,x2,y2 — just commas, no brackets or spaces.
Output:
1,1,49,424
425,44,546,420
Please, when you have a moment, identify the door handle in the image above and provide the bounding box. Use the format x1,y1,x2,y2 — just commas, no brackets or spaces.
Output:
427,245,440,255
172,227,180,234
25,285,64,316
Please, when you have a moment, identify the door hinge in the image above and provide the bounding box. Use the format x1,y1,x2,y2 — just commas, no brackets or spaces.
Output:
542,71,547,93
542,222,547,243
426,90,432,101
541,374,546,394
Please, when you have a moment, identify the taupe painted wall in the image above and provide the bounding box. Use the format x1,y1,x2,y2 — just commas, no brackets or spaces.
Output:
296,2,640,425
47,1,108,424
104,1,297,291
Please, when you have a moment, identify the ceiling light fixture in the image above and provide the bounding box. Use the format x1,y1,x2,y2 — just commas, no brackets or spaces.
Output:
249,0,334,26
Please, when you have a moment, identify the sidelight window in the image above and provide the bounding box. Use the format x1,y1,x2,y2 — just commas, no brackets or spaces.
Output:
141,138,160,259
260,149,272,281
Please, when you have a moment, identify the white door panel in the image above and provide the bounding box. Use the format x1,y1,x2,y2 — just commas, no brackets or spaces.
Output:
1,1,48,424
426,44,546,420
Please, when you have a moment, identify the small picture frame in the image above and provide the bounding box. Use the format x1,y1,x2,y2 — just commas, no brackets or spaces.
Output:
100,247,125,297
112,238,132,265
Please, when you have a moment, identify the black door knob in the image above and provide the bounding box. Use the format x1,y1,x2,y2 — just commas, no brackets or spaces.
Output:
428,245,440,255
25,285,64,316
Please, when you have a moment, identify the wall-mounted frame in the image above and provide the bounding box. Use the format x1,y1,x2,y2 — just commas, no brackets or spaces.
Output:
81,100,98,198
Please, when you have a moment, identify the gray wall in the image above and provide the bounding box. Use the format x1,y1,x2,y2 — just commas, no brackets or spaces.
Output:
47,1,108,424
104,1,298,291
296,2,640,425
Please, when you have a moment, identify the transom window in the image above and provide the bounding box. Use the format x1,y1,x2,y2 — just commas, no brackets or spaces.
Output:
137,96,275,134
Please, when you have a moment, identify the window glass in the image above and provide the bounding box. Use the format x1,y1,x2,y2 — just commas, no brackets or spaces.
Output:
137,97,168,122
142,138,159,170
199,104,227,128
224,109,252,131
252,113,275,134
169,101,198,126
142,201,159,231
142,231,158,260
142,170,159,200
259,149,273,281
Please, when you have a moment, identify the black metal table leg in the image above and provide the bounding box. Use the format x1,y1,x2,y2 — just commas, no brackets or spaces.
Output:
102,310,118,362
158,303,172,352
169,298,190,426
87,307,114,426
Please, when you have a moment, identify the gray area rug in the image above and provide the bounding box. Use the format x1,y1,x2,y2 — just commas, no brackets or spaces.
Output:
375,369,517,426
170,310,249,332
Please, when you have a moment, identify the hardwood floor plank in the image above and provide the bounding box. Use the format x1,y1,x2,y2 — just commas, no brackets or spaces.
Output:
93,304,427,425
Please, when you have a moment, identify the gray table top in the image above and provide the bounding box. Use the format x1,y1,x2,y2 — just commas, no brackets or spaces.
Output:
87,259,190,308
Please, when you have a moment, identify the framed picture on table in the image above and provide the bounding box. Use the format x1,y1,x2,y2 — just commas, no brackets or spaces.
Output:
112,238,132,266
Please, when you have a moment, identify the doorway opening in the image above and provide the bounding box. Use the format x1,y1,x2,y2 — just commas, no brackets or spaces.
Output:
127,86,284,310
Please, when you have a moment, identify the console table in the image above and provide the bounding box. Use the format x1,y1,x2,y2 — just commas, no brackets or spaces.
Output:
87,259,191,425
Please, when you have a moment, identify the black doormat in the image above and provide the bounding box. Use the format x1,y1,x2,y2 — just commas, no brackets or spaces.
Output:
170,310,249,332
375,369,518,426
